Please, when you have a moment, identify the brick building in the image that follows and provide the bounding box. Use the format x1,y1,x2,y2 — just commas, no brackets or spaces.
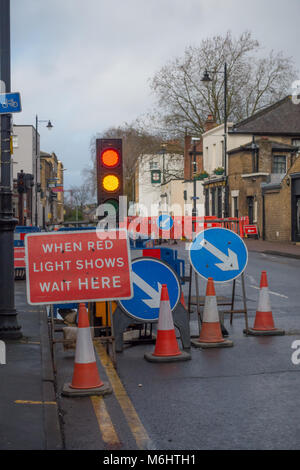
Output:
228,138,298,236
227,95,300,241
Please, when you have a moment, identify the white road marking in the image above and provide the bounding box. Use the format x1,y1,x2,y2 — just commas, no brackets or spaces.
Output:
237,281,288,299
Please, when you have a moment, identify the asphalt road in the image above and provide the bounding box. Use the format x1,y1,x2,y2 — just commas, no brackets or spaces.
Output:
55,247,300,451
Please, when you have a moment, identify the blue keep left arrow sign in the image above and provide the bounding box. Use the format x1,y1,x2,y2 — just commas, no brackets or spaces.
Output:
189,228,248,283
119,257,181,322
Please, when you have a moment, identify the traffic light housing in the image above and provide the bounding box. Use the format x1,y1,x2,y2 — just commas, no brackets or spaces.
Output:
96,138,123,214
17,171,26,194
25,173,34,191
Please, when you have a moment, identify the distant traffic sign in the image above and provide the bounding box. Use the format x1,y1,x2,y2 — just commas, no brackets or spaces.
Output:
0,92,22,114
25,229,133,305
189,228,248,283
119,257,181,322
244,225,258,237
157,214,174,231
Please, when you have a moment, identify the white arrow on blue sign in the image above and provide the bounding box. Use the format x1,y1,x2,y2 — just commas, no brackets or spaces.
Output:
157,214,174,231
189,228,248,283
119,257,181,322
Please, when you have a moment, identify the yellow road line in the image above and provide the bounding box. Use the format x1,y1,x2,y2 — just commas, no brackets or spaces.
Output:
94,341,152,450
15,400,57,405
91,396,121,449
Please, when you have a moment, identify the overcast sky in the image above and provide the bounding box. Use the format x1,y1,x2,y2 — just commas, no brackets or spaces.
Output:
10,0,300,189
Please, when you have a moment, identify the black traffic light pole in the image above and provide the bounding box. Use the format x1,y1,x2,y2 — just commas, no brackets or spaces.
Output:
0,0,22,339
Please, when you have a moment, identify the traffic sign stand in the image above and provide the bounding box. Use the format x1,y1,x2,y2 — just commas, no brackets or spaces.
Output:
113,299,191,353
89,301,117,369
187,269,249,335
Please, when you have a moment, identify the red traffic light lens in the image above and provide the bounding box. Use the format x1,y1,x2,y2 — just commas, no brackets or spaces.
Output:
101,149,120,168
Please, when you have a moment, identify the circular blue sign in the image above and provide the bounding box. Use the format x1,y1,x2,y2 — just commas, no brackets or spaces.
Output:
157,214,174,231
189,228,248,283
119,257,181,322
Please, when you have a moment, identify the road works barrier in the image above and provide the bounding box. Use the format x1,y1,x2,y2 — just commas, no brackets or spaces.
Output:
62,303,112,397
191,278,233,349
123,216,249,241
14,247,26,280
14,226,40,280
144,284,191,363
130,247,186,284
246,271,285,337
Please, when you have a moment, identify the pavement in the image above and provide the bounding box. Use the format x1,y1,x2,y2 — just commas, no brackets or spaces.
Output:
1,236,300,451
0,281,63,450
245,237,300,259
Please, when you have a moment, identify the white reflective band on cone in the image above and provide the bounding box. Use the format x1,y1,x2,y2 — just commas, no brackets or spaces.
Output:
258,287,271,312
75,327,96,364
157,301,174,331
203,296,219,323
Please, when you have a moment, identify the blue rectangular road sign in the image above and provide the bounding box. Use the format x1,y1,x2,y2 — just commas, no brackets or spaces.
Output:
0,92,22,114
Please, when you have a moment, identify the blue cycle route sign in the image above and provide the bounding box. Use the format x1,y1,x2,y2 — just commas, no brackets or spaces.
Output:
119,257,181,322
0,92,22,114
189,228,248,283
157,214,174,231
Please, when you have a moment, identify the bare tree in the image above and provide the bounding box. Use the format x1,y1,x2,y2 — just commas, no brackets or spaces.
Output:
149,31,298,137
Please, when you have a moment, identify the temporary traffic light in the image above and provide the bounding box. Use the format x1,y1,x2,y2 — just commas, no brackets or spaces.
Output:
17,171,26,194
25,173,34,191
96,138,123,214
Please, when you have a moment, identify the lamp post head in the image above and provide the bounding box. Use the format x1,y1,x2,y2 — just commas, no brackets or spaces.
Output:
47,120,53,130
201,70,212,83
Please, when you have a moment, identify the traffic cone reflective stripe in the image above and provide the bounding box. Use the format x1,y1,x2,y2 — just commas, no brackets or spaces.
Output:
70,303,104,389
252,271,276,331
153,285,181,357
199,278,225,344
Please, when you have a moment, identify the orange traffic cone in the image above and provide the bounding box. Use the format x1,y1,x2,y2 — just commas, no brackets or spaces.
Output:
246,271,285,336
144,285,191,362
192,278,233,349
180,291,187,310
62,304,112,397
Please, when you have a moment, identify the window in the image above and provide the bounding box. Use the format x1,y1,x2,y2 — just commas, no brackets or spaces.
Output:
149,161,158,170
272,155,287,174
232,197,239,218
205,189,209,216
292,140,300,153
217,187,222,218
211,188,216,216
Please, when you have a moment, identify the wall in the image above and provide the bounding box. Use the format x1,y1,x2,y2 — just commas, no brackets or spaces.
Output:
137,152,184,217
12,125,41,226
202,124,250,175
264,155,300,242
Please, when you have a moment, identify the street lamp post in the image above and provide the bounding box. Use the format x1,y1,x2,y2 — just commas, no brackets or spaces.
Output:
191,137,201,219
160,143,167,184
0,0,22,339
35,116,53,226
201,62,229,217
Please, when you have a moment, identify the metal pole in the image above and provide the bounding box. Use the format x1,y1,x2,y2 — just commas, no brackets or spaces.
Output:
192,142,197,218
0,0,22,339
35,115,38,226
224,62,228,218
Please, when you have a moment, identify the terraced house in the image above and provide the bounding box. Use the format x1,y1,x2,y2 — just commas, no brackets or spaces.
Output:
227,96,300,242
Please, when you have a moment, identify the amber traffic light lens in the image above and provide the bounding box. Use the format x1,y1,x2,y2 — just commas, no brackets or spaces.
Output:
102,175,120,192
101,149,119,168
